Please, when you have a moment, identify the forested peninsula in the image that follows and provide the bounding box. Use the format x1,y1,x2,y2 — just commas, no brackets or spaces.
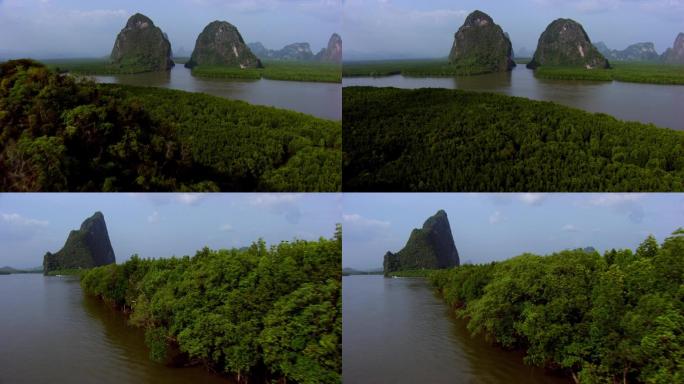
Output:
81,227,341,384
429,229,684,383
343,86,684,192
0,60,341,192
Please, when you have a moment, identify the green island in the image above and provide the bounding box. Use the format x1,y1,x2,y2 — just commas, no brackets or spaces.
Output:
534,62,684,85
343,86,684,192
80,228,341,384
46,59,341,83
343,59,684,85
0,60,341,192
192,60,342,83
427,229,684,384
342,59,492,77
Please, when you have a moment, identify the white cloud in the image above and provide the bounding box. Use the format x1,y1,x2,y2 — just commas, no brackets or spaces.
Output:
175,193,206,205
562,224,579,232
219,224,233,232
1,213,48,227
534,0,684,14
343,213,390,228
248,193,303,206
588,193,644,206
489,211,503,224
583,193,646,223
517,193,547,205
343,0,468,57
248,194,303,223
147,211,160,224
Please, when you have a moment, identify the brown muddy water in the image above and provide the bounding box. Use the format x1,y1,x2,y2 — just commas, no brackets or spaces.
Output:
0,274,231,384
342,275,571,384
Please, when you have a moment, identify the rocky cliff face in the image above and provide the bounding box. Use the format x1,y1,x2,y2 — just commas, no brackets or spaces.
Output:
185,21,262,69
248,42,314,61
315,33,342,63
662,33,684,64
43,212,116,275
110,13,174,71
448,10,515,72
528,19,609,69
383,210,459,275
594,41,659,61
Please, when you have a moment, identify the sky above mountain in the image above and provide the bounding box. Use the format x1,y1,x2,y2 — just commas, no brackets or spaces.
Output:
0,193,341,269
343,193,684,269
0,0,340,59
343,0,684,60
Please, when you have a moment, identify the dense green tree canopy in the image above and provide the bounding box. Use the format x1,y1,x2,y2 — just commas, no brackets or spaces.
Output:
81,227,341,383
0,60,341,191
429,230,684,383
343,86,684,192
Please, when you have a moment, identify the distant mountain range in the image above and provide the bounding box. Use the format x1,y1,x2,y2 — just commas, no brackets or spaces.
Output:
594,34,684,63
248,33,342,63
0,266,43,274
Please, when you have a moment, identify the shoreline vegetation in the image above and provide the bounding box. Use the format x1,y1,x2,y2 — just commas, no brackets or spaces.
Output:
80,228,342,384
343,86,684,192
192,61,342,83
342,59,493,77
342,59,684,86
45,269,86,276
427,229,684,384
42,58,341,83
0,60,341,192
534,62,684,85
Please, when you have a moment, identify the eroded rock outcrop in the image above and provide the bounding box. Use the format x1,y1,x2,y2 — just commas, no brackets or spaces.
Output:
448,10,515,72
528,18,609,69
110,13,174,71
594,41,659,62
43,212,116,275
383,210,459,276
185,21,262,69
315,33,342,63
662,33,684,64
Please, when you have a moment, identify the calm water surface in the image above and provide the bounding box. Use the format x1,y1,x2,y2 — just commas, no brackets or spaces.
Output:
92,66,341,121
0,274,231,384
343,275,570,384
343,66,684,130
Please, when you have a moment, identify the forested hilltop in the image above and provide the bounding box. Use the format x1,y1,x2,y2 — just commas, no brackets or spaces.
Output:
81,227,341,384
343,87,684,192
429,229,684,384
0,60,341,192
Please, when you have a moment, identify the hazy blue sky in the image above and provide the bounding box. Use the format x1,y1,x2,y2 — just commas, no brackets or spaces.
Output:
0,193,341,269
343,193,684,269
0,0,341,58
343,0,684,59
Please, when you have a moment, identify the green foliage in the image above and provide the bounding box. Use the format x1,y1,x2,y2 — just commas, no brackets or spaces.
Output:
342,59,493,77
81,233,341,383
44,59,163,75
343,86,684,192
0,60,341,191
428,232,684,383
192,60,341,83
535,62,684,85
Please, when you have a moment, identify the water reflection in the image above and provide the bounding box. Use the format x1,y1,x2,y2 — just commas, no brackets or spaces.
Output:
91,66,341,121
343,66,684,130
